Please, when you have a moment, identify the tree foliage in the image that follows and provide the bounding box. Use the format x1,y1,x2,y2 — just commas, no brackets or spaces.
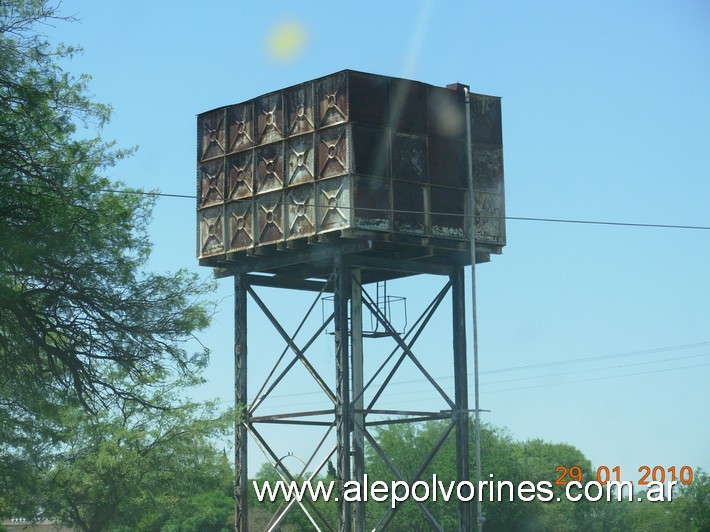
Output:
1,381,234,531
248,459,338,530
0,1,223,525
360,420,709,531
251,420,710,531
0,0,212,412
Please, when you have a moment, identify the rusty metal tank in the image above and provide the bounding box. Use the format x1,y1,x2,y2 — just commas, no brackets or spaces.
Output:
197,70,505,271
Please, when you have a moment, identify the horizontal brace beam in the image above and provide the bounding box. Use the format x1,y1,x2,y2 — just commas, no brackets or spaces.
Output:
249,408,335,423
366,413,452,427
252,419,336,427
349,254,457,277
342,229,498,257
235,274,330,292
213,239,373,277
355,409,449,417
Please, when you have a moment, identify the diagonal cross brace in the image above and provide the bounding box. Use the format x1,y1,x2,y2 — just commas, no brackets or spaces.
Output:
356,277,456,410
249,313,334,415
364,421,456,531
248,423,336,531
247,284,336,404
361,280,453,412
249,272,335,412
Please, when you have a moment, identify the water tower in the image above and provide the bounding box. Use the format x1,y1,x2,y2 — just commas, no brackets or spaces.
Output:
197,70,505,531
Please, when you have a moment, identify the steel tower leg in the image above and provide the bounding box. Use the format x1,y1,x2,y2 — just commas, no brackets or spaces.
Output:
235,274,249,532
452,267,472,531
352,269,366,532
334,255,352,532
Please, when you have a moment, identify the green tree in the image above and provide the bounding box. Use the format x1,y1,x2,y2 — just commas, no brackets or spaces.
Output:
639,468,710,532
15,384,234,531
249,460,338,531
514,438,593,530
0,0,213,432
251,421,708,531
0,0,219,523
364,420,596,531
682,469,710,532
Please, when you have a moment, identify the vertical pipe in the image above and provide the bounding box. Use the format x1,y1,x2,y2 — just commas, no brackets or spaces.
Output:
234,274,249,532
464,87,484,532
334,255,352,532
452,267,471,531
351,269,365,532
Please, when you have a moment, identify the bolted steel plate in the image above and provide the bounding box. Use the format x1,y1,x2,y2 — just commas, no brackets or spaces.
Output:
198,206,225,258
227,151,254,200
256,144,284,194
226,102,254,154
198,109,225,161
197,70,506,268
255,191,284,246
286,135,315,186
227,200,254,252
286,184,316,240
317,176,350,233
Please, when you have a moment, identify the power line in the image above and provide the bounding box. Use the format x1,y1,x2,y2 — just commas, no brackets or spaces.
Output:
506,216,710,231
325,352,710,404
480,361,710,396
373,359,710,407
7,181,710,231
480,352,710,387
365,340,710,387
234,360,710,412
480,340,710,375
222,341,710,407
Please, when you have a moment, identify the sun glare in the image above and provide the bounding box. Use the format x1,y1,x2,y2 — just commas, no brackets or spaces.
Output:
266,20,308,62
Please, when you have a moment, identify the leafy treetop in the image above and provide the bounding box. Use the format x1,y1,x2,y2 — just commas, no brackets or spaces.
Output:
0,0,214,415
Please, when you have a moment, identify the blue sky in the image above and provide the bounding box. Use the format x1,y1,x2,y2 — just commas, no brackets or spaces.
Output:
46,1,709,484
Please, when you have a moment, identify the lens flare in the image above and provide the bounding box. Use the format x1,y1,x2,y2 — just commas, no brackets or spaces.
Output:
266,20,308,62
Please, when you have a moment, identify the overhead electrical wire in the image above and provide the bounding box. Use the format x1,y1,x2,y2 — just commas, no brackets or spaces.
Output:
345,340,710,388
505,216,710,231
480,340,710,375
235,360,710,412
8,181,709,407
478,361,710,396
6,181,710,231
476,352,710,387
225,342,710,408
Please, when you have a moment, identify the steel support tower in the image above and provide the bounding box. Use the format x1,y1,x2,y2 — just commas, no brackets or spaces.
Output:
226,251,474,531
196,70,505,530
